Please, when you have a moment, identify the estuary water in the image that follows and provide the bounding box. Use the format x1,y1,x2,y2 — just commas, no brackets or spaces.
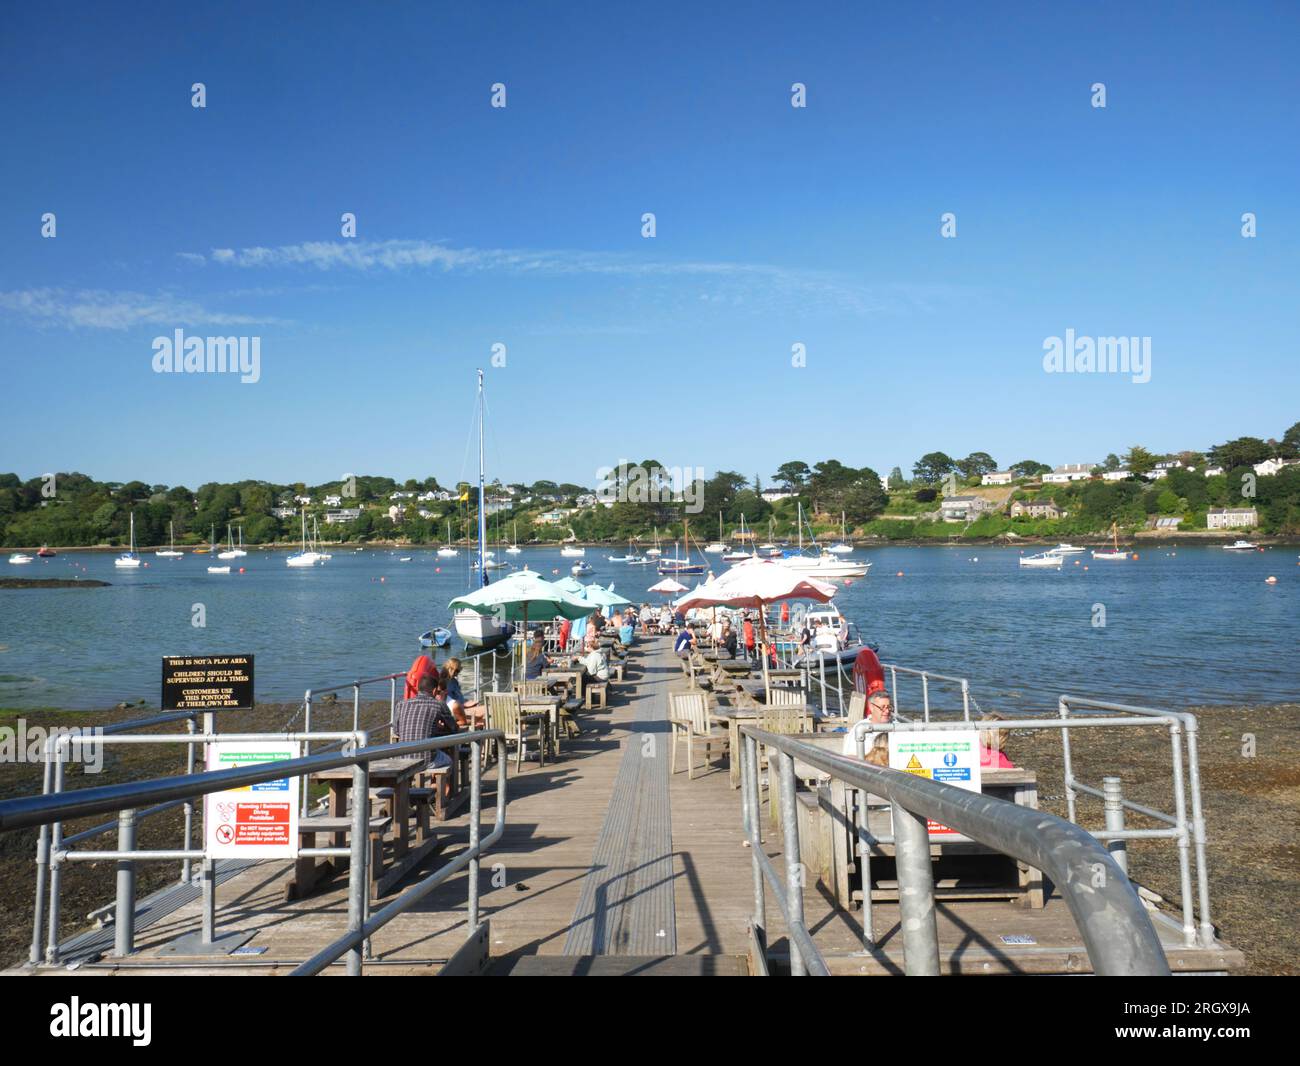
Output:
1,545,1296,712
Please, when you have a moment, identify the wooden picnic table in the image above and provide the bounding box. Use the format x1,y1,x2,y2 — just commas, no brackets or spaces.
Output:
313,755,442,894
543,667,584,701
520,695,565,756
710,705,829,789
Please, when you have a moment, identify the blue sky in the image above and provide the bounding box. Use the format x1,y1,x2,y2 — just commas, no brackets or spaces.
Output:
1,0,1296,490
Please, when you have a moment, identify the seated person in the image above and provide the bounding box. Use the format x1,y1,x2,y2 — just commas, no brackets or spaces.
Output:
394,674,457,778
843,691,893,765
443,657,483,730
524,631,550,680
979,713,1017,769
618,619,635,646
721,621,738,659
581,643,609,682
673,622,695,660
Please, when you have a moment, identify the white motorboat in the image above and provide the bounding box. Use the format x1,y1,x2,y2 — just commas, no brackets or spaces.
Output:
114,513,142,568
789,603,870,667
560,545,586,557
286,510,321,568
777,554,870,578
571,561,594,576
1046,543,1086,556
773,504,868,577
156,521,183,557
722,548,754,562
704,543,727,554
206,565,231,574
8,553,34,565
1019,552,1063,569
1223,540,1258,551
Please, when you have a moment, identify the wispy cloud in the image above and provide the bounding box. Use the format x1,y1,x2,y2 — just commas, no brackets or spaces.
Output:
187,238,947,316
0,288,286,330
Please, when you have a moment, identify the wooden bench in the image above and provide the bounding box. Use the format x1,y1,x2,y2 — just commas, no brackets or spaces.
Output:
585,681,608,709
290,814,392,901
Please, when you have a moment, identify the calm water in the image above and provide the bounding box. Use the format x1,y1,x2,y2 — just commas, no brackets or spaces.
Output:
1,545,1296,712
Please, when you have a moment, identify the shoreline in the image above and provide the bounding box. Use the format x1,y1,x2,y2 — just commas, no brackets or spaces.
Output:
11,533,1300,553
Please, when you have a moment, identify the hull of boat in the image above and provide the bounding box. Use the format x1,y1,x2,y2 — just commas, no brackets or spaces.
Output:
419,627,453,648
453,608,512,648
560,547,585,557
1091,551,1130,560
777,558,870,578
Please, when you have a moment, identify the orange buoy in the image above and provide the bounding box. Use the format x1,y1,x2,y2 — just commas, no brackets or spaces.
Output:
238,567,245,573
1132,553,1139,560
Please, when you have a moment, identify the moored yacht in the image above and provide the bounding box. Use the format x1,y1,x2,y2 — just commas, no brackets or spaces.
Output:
114,513,142,568
1223,539,1258,551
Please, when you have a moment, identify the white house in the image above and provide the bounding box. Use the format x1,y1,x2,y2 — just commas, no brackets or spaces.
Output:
272,507,297,519
1254,457,1299,477
387,505,405,522
536,509,570,525
1206,507,1258,529
1042,464,1095,483
324,508,362,524
761,489,795,502
981,471,1013,486
1102,470,1131,481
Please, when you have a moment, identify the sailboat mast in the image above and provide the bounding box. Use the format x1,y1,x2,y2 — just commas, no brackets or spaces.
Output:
476,368,488,587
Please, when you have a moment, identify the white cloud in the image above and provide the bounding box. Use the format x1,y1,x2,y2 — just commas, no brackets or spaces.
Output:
187,238,944,316
0,288,284,330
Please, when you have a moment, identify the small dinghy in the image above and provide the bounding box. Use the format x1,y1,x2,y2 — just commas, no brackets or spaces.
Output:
419,627,453,648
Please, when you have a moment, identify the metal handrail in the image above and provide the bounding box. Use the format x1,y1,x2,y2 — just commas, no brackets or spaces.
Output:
2,730,508,975
739,725,1170,976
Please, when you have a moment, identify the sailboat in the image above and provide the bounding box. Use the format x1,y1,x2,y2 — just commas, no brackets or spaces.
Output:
311,516,331,560
704,512,727,554
776,504,869,577
286,509,321,568
437,520,459,558
506,521,523,555
217,523,246,561
453,370,513,649
114,512,142,568
645,528,662,558
1091,523,1131,561
656,520,707,575
156,521,183,558
723,514,755,562
826,511,854,554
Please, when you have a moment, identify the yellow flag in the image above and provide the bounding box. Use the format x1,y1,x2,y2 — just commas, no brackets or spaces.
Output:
458,491,469,502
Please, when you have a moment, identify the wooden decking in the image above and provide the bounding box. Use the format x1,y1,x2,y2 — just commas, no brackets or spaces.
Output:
13,636,1244,975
